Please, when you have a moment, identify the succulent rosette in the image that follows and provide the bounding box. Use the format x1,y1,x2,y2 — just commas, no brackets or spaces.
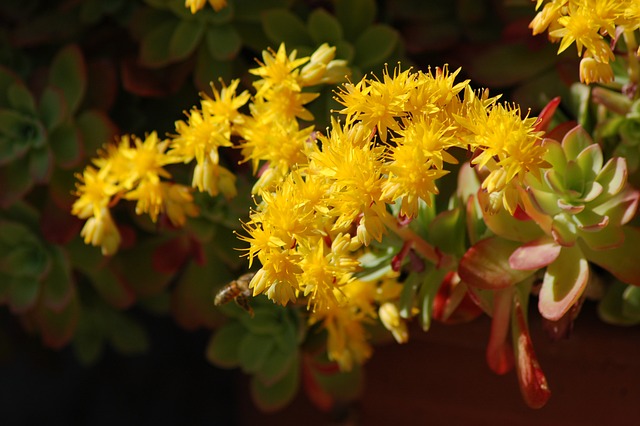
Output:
508,125,640,320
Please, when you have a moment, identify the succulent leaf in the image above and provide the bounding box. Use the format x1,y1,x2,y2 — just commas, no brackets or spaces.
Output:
509,236,561,271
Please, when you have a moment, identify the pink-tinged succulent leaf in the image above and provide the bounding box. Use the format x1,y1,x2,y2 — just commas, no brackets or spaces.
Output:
576,144,603,181
540,139,566,170
75,109,118,158
563,160,585,195
542,169,565,194
509,236,561,271
88,268,136,309
49,121,83,169
519,187,554,234
459,237,535,290
478,189,545,242
486,288,514,375
595,157,627,198
592,187,639,226
561,125,592,160
542,298,583,341
433,274,483,324
557,198,584,214
578,181,603,202
597,280,640,326
28,145,54,184
574,209,608,231
550,214,578,246
512,294,551,409
534,96,561,133
579,225,624,250
546,120,578,142
527,186,561,216
538,245,589,321
38,86,68,130
581,227,640,286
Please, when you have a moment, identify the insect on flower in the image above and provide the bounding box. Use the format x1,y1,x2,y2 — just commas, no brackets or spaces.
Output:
214,272,256,316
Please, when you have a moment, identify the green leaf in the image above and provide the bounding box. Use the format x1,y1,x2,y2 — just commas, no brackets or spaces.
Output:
598,281,640,326
206,321,247,368
8,275,41,313
41,245,74,312
205,24,242,61
622,285,640,321
458,237,534,290
194,44,233,91
38,87,68,130
538,245,588,321
428,207,466,256
353,25,398,70
0,156,33,207
235,0,293,21
108,312,149,355
76,109,117,155
238,306,284,335
0,67,21,107
7,83,36,114
256,346,297,386
87,268,136,309
311,363,362,402
250,354,299,412
262,9,313,47
49,45,87,114
469,42,557,88
0,109,46,164
139,20,179,68
32,293,79,349
0,220,50,278
307,9,343,45
28,145,53,184
335,0,377,41
49,121,83,169
581,226,640,286
169,19,205,62
418,267,449,331
238,333,276,374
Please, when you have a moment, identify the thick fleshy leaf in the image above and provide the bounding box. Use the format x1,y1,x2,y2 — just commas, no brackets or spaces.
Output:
8,275,41,313
538,245,589,321
479,190,545,242
32,293,79,349
41,245,74,312
262,9,313,47
205,24,242,61
581,226,640,286
353,25,398,69
509,236,561,271
238,333,276,374
534,97,561,133
76,109,118,155
7,82,36,114
38,86,68,130
598,281,640,326
0,109,46,164
0,67,21,107
0,158,32,207
541,139,566,171
486,287,514,375
458,237,534,290
576,144,603,182
579,225,624,250
250,355,299,412
87,268,136,309
49,45,86,114
550,214,578,246
595,157,627,198
592,187,639,227
561,125,592,160
107,312,149,355
256,347,297,386
139,20,179,68
417,267,449,331
169,19,205,62
49,121,83,169
428,207,466,256
206,321,246,368
28,145,53,184
307,9,342,45
112,237,175,296
335,0,376,41
512,293,551,409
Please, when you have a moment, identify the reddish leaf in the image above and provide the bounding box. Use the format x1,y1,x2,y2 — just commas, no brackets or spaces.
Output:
40,196,82,245
30,291,80,349
509,236,561,271
513,296,551,409
486,288,514,375
459,237,534,290
152,235,197,275
534,96,561,133
581,226,640,286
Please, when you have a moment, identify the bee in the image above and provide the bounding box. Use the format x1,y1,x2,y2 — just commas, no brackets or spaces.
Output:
214,272,256,316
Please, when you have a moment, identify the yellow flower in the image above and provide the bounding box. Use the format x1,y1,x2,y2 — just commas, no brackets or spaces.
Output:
80,207,121,256
72,166,118,220
171,108,231,165
250,43,309,97
379,302,408,343
200,78,250,125
117,132,176,190
579,54,614,84
185,0,227,13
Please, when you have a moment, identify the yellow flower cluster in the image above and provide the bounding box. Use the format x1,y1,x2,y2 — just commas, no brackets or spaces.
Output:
241,57,547,369
72,132,198,255
530,0,640,84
